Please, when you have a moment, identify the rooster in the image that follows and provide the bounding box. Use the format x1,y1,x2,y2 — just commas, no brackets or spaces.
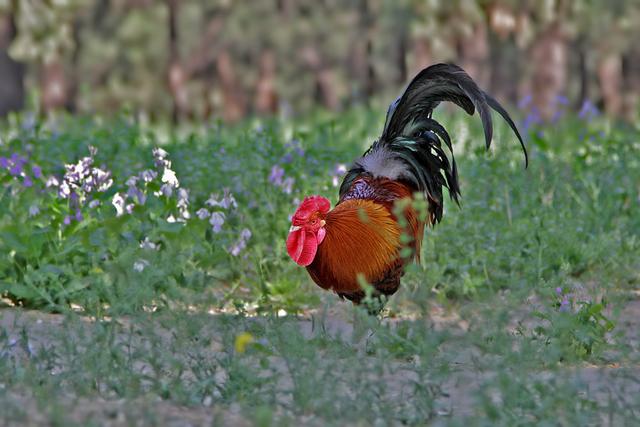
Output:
286,63,527,309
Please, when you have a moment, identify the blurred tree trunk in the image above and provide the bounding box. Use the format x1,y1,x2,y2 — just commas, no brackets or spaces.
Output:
529,22,567,120
575,38,590,108
216,49,246,122
302,46,339,111
41,60,74,113
458,21,489,88
348,0,375,102
254,50,278,115
396,30,408,85
622,47,640,121
167,0,190,123
597,53,623,117
410,36,432,77
488,34,519,105
0,13,24,117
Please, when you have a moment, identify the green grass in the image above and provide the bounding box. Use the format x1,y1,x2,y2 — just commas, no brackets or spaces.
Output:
0,109,639,425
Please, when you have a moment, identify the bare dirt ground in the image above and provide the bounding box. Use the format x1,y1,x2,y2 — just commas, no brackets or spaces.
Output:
1,293,639,426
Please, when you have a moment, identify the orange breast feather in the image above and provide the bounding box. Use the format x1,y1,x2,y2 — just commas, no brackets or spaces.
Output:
306,199,402,294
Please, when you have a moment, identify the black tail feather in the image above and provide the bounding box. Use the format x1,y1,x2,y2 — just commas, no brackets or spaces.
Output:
377,63,526,221
381,63,527,163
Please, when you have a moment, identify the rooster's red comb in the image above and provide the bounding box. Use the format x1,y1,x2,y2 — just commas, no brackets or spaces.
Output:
292,196,330,222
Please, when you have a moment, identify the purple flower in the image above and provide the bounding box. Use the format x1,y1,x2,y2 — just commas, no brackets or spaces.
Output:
196,208,210,220
139,169,157,183
9,162,22,176
229,228,252,256
75,209,84,222
269,165,284,186
555,287,563,296
32,165,42,178
554,94,569,106
23,175,33,187
281,153,294,164
28,204,40,217
559,296,571,312
282,177,294,194
159,183,173,197
0,157,8,168
206,189,238,210
578,99,599,121
127,185,146,205
521,108,542,133
210,212,225,233
63,216,72,225
518,95,532,110
221,189,238,209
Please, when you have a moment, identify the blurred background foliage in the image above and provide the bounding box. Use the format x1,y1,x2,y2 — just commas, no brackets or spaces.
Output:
0,0,639,123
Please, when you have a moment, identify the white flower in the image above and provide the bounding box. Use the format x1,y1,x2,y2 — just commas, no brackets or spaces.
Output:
205,195,221,207
58,181,71,198
152,147,168,160
139,237,157,250
112,193,125,216
177,188,189,207
209,212,225,233
133,259,149,272
46,176,59,187
161,168,179,188
88,200,101,209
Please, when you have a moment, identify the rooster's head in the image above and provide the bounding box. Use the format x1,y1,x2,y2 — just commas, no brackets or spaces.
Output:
286,195,330,266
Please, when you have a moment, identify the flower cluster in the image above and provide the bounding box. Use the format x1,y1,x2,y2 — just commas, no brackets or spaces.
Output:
228,228,252,257
0,152,41,188
112,147,188,220
152,147,180,197
519,94,600,134
578,99,599,121
269,165,294,194
280,139,305,164
49,146,113,224
196,189,238,233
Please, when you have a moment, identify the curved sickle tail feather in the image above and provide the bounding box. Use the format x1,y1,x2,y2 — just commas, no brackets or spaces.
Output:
381,63,528,167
